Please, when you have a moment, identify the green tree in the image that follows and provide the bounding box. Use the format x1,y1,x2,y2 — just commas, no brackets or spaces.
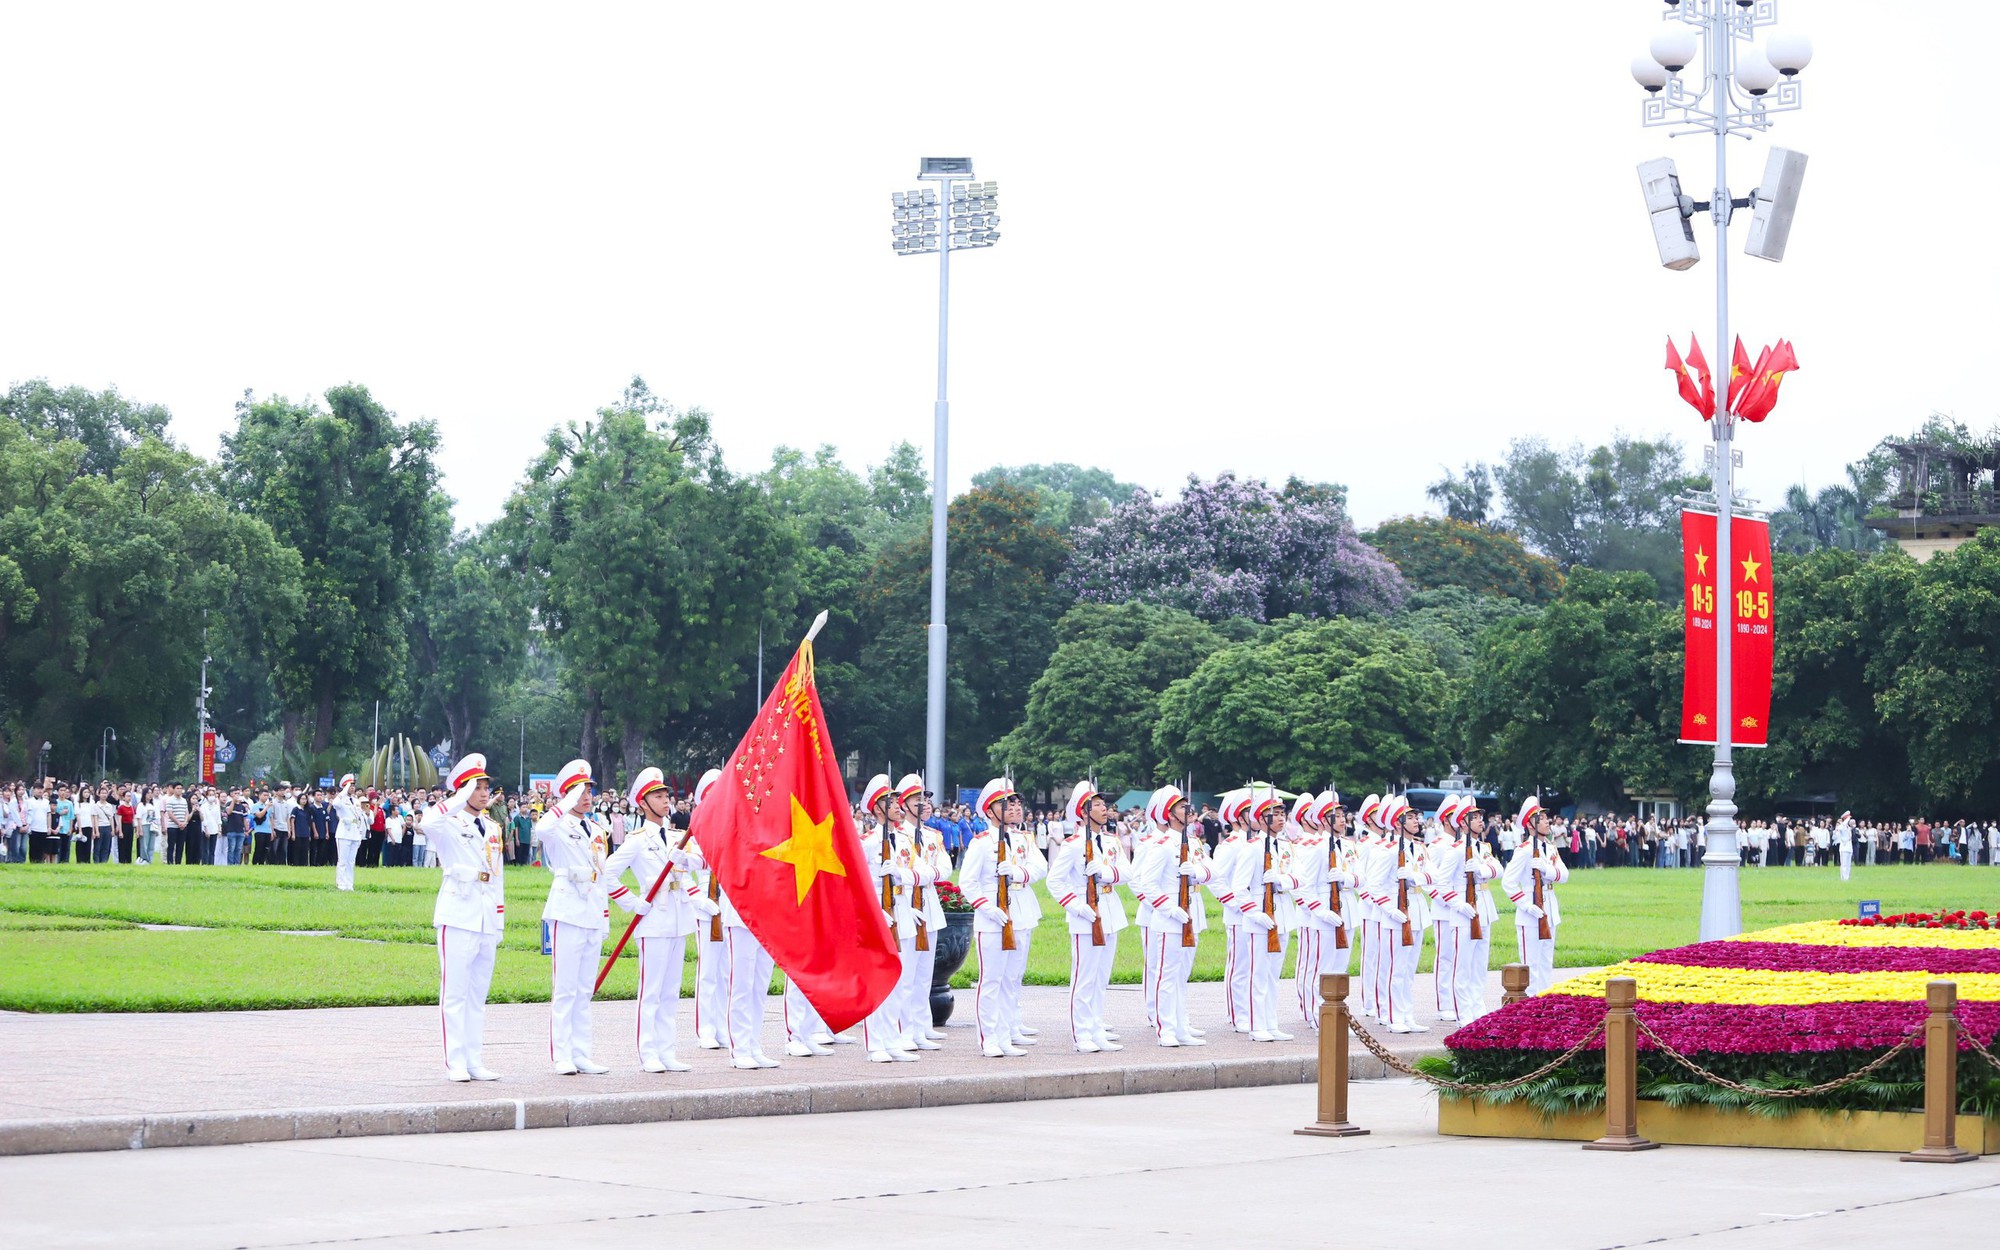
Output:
993,602,1226,792
1,380,172,478
1395,586,1542,682
220,385,447,755
1153,618,1451,794
972,463,1142,532
0,421,301,778
1488,435,1705,599
1424,463,1495,526
409,526,526,754
500,380,799,783
856,481,1072,784
1365,516,1563,604
1867,530,2000,806
1453,568,1692,805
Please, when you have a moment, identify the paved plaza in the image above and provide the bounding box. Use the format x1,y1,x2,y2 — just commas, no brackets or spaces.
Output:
6,1080,1993,1249
0,973,1493,1153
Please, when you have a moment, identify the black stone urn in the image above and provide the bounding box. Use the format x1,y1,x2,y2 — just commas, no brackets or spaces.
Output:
930,910,974,1026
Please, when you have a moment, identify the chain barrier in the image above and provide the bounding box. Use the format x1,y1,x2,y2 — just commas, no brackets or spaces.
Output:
1631,1015,1919,1099
1961,1020,2000,1074
1345,1013,1606,1093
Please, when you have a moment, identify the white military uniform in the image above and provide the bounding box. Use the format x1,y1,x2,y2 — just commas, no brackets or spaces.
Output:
424,755,506,1081
603,769,705,1072
537,761,612,1074
684,768,728,1049
910,817,951,1042
1423,796,1481,1023
955,781,1025,1058
332,780,366,891
1289,793,1353,1030
1044,781,1129,1053
1133,786,1211,1048
721,870,779,1069
1360,796,1432,1033
1503,797,1569,995
1351,796,1384,1019
1225,797,1296,1041
1208,792,1252,1032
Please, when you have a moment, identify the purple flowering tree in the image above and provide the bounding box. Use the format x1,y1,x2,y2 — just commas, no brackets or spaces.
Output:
1064,473,1405,622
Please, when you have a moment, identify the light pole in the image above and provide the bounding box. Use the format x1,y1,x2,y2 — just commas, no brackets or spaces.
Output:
100,727,116,781
516,715,526,795
891,157,1001,801
39,740,52,782
1629,3,1814,940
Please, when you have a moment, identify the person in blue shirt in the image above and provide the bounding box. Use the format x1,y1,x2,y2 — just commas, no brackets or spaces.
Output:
54,786,76,864
250,794,273,865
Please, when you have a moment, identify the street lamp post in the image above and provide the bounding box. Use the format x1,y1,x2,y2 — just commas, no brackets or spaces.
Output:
39,740,52,782
891,157,1001,801
1630,2,1814,940
516,715,526,795
100,727,116,782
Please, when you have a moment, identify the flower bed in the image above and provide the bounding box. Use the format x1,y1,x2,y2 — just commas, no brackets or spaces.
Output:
1422,914,2000,1117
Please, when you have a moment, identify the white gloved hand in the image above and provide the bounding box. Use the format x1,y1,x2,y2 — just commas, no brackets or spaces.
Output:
1085,859,1112,880
1516,902,1545,921
1156,903,1190,924
1065,902,1098,924
998,862,1024,883
1325,909,1348,929
1382,907,1408,925
1395,866,1420,884
691,896,721,917
1533,858,1561,877
622,897,653,915
1245,911,1277,932
889,864,914,887
977,904,1012,927
1177,860,1202,878
1330,869,1356,888
1268,872,1296,892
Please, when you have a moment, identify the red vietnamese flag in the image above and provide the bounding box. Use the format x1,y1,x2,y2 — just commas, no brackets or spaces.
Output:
1687,336,1715,420
1736,340,1800,423
1726,336,1755,416
694,632,899,1033
1665,337,1709,419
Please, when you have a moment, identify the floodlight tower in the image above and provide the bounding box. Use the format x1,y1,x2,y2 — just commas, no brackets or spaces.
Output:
890,158,1001,801
1629,2,1814,941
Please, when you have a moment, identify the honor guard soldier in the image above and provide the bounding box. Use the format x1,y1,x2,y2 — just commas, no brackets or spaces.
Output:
1290,791,1354,1029
1209,789,1253,1033
685,768,729,1049
887,774,944,1051
332,775,367,891
1362,794,1432,1033
1134,784,1211,1048
958,777,1038,1058
603,767,701,1072
1046,779,1129,1052
907,782,952,1047
1226,788,1297,1042
1423,795,1481,1023
857,774,920,1062
537,759,612,1075
720,816,782,1071
1458,798,1501,1019
423,754,506,1082
1504,795,1568,994
1351,794,1384,1020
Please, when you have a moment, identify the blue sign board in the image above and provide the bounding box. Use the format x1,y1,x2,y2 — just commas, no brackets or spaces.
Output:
319,775,336,788
1859,899,1881,919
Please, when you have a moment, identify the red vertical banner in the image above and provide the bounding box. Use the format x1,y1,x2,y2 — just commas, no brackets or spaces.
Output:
1680,510,1773,747
200,730,217,784
1680,510,1719,742
1728,515,1774,747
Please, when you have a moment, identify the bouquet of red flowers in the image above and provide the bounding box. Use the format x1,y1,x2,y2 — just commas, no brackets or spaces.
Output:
1839,908,1992,930
933,879,973,914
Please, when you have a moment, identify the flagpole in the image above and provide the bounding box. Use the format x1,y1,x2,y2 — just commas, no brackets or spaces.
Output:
1699,6,1741,942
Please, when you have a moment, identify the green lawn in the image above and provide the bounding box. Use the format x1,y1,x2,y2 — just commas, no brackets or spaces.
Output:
0,861,1987,1012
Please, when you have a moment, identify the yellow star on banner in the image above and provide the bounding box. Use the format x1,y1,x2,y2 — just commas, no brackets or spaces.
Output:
1693,713,1709,726
762,795,847,904
1740,552,1762,583
1694,548,1709,576
1741,715,1759,729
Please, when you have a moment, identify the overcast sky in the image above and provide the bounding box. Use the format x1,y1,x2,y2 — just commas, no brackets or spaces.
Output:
2,2,1993,532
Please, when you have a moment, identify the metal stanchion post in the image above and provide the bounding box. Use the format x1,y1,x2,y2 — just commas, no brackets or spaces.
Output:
1584,976,1658,1152
1297,974,1369,1138
1903,980,1975,1164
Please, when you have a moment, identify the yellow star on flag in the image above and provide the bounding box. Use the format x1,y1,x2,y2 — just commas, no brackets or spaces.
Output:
1740,552,1762,583
1741,715,1759,729
1694,548,1709,576
762,794,847,904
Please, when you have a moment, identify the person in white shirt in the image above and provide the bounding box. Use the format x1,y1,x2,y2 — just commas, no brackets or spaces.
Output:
331,777,366,890
424,754,506,1081
536,759,613,1075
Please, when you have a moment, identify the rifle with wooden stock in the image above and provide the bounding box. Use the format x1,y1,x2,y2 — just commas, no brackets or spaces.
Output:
1397,831,1414,947
996,826,1017,952
1327,821,1348,951
1177,826,1195,949
1262,827,1281,954
1464,820,1483,941
705,824,725,942
1083,826,1105,947
1531,834,1551,940
910,828,929,952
